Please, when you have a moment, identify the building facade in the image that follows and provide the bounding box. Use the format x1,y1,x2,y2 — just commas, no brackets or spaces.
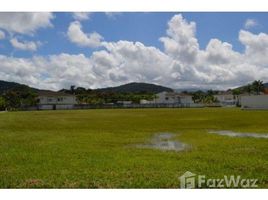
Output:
37,91,77,110
214,92,237,106
154,91,194,105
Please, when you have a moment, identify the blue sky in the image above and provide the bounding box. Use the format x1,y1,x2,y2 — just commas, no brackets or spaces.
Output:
1,12,268,57
0,12,268,90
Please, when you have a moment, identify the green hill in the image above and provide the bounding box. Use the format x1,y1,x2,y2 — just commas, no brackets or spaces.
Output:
95,82,173,93
0,80,30,94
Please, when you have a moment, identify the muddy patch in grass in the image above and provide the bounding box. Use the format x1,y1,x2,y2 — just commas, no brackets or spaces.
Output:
208,130,268,139
136,133,188,151
20,179,44,187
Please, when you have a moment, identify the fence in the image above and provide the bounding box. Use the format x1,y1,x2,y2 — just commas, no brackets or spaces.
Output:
20,103,205,111
74,103,204,109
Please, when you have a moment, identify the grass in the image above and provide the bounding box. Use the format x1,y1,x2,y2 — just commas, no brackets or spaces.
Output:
0,108,268,188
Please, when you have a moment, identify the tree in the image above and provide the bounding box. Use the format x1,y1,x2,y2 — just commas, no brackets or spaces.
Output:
70,85,76,94
3,90,21,109
192,90,205,103
252,80,264,95
232,88,242,96
244,84,252,95
0,96,6,111
2,85,38,109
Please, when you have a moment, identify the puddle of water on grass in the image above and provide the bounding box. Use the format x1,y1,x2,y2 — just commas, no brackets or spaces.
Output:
136,133,188,151
208,130,268,139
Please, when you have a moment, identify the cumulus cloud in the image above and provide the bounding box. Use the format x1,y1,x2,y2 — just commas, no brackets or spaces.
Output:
204,39,241,65
96,41,174,86
160,14,199,65
1,13,268,91
10,38,41,51
67,21,103,48
0,54,95,90
0,12,54,35
159,14,268,88
244,18,258,29
72,12,91,21
0,55,42,87
239,30,268,66
0,30,5,39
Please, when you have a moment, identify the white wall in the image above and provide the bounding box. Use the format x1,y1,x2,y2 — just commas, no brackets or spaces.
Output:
38,96,77,105
154,92,193,104
140,99,155,104
214,94,235,102
241,95,268,109
180,96,194,104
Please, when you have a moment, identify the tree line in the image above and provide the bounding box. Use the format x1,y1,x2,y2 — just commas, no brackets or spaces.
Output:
0,80,266,111
0,85,37,111
61,85,156,105
232,80,265,95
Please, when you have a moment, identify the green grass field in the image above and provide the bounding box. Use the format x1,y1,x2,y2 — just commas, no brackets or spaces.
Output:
0,108,268,188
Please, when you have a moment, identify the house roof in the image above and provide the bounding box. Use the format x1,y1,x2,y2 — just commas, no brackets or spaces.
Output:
37,90,75,97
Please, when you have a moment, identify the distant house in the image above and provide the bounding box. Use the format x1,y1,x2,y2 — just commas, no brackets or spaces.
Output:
116,101,132,105
140,99,154,104
154,91,194,105
241,95,268,109
37,91,77,110
213,91,237,106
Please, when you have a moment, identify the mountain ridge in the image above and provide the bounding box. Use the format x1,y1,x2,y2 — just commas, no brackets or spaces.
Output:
1,79,268,95
95,82,173,93
0,80,173,94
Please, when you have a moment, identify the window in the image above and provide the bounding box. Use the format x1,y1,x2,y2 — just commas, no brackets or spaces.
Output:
165,97,169,100
57,97,63,102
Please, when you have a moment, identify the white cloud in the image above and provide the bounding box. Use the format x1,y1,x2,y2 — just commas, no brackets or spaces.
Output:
0,30,5,40
72,12,91,21
239,30,268,66
96,41,174,86
159,14,268,89
0,12,54,35
204,39,241,65
159,14,199,65
1,14,268,91
67,21,103,48
244,19,258,29
0,55,42,88
10,38,41,51
0,53,95,90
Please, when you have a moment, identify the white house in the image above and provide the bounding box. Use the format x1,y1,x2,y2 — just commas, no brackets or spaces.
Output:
116,100,132,105
37,91,77,110
140,99,154,104
214,92,237,106
154,91,194,104
241,95,268,109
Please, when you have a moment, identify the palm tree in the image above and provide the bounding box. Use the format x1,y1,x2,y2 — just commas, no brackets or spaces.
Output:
70,85,76,95
252,80,264,95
